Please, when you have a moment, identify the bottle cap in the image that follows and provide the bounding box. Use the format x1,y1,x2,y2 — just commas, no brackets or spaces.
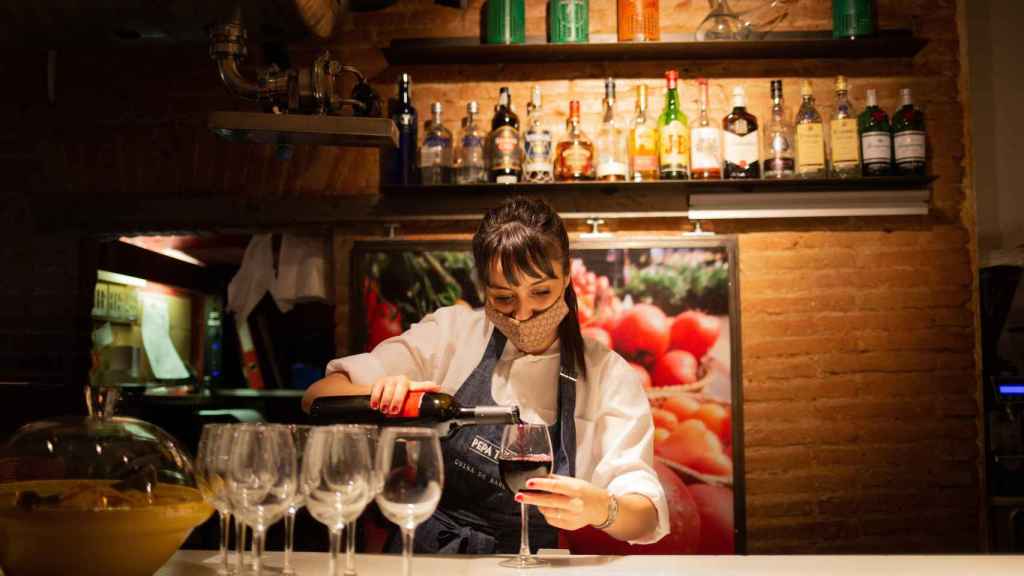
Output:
531,85,543,107
467,100,479,114
665,70,678,89
399,72,411,84
698,78,708,87
866,88,878,107
900,88,913,105
431,101,442,114
801,80,813,97
835,75,848,92
771,79,783,99
605,78,616,100
569,100,580,116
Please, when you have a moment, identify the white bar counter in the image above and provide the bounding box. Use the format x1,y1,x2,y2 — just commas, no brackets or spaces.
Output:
157,550,1024,576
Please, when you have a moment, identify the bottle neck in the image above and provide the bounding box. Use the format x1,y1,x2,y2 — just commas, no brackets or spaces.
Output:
455,405,521,425
399,84,411,106
665,87,679,113
901,92,913,107
771,97,784,119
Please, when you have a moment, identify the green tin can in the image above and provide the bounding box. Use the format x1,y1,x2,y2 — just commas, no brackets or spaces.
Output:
485,0,526,44
832,0,875,39
548,0,589,43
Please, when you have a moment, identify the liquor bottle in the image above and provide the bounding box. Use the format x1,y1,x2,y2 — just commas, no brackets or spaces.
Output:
419,102,454,185
523,86,554,183
892,88,927,176
859,88,892,176
763,79,795,179
690,78,722,180
794,80,827,179
554,100,596,181
596,78,629,182
488,87,523,184
387,73,418,186
659,70,689,180
617,0,660,41
628,84,659,181
457,101,488,184
309,392,522,436
723,86,759,179
829,75,861,178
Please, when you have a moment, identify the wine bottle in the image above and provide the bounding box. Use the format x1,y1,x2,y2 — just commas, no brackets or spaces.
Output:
309,392,522,436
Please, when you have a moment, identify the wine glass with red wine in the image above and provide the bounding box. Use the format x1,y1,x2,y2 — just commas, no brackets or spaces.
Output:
498,423,553,569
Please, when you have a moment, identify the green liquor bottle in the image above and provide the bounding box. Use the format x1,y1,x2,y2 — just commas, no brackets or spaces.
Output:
858,88,892,177
658,70,689,180
892,88,927,176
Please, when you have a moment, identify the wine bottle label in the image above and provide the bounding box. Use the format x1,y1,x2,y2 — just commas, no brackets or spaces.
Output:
561,144,592,173
496,174,518,184
398,113,415,127
463,134,483,149
596,160,628,178
524,130,553,175
830,118,860,165
632,153,658,171
398,392,426,419
796,123,825,170
420,135,450,167
724,130,759,169
862,131,892,165
894,130,926,164
660,120,689,171
491,126,521,171
690,127,722,171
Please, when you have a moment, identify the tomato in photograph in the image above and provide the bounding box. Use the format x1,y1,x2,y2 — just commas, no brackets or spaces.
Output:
651,407,679,430
688,484,735,554
654,427,671,450
611,304,670,368
581,326,613,349
563,461,701,554
669,311,721,360
628,362,651,389
651,350,699,388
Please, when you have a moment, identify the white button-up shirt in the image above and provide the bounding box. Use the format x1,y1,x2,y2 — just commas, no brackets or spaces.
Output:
326,305,669,545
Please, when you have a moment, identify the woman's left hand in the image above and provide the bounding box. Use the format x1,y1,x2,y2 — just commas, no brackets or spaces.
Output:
515,475,611,531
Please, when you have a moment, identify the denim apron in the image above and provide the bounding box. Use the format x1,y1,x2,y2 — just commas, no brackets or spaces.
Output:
408,329,578,554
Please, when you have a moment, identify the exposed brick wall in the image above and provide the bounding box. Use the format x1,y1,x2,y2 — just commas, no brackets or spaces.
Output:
0,0,978,554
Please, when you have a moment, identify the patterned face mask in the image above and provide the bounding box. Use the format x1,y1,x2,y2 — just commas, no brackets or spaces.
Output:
485,293,569,354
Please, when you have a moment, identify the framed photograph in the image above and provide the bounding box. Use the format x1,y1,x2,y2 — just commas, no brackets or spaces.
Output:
351,237,744,554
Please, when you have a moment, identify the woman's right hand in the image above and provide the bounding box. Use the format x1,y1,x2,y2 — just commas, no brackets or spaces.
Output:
369,376,441,415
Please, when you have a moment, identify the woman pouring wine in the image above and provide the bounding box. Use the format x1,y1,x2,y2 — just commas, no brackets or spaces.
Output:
302,197,668,555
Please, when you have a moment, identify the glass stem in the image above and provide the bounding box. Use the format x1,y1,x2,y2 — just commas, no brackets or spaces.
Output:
329,527,342,576
252,528,265,576
235,517,246,574
283,508,296,574
519,502,531,562
401,527,414,576
345,519,357,576
218,510,231,575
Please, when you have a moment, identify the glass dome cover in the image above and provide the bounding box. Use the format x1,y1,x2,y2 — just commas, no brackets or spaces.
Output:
0,385,212,576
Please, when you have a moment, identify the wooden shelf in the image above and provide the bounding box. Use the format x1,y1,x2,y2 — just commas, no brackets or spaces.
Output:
383,30,926,67
50,177,935,234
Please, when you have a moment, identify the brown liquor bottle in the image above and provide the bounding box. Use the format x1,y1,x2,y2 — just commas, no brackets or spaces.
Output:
554,100,596,181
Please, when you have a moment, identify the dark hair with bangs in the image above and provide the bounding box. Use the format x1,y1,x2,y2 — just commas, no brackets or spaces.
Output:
473,197,587,379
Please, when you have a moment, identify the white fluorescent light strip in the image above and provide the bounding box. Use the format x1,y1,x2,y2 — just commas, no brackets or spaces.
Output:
686,189,930,220
97,269,148,287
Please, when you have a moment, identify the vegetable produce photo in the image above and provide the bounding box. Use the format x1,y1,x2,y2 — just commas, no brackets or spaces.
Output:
352,239,743,553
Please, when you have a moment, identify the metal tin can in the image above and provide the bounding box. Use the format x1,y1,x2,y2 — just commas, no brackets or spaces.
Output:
548,0,589,43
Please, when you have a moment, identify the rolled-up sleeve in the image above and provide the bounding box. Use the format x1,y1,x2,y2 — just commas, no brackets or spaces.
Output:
588,355,669,546
325,306,456,386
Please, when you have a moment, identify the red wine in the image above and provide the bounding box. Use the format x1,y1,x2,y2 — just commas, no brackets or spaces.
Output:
309,392,521,428
499,456,553,494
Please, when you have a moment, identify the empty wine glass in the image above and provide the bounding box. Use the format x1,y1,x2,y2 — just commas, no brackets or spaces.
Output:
696,0,743,41
497,423,553,569
226,424,297,576
283,424,314,576
345,425,379,576
375,427,443,576
303,425,375,576
734,0,798,39
197,424,234,575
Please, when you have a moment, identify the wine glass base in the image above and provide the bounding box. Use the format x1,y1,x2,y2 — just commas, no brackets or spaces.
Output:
499,556,549,569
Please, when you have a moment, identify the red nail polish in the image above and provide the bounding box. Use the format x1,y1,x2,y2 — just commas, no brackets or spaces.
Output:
515,494,523,502
370,401,377,409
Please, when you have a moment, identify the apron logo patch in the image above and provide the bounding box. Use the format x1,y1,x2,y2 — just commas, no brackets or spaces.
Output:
469,435,499,463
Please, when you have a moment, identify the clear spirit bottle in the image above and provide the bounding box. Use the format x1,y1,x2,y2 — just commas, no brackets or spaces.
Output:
419,101,453,185
456,101,487,184
690,78,722,180
763,79,794,179
596,78,629,181
794,79,827,179
829,75,861,178
523,86,554,183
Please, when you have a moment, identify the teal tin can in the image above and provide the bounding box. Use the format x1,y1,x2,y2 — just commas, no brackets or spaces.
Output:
548,0,589,43
832,0,875,39
485,0,526,44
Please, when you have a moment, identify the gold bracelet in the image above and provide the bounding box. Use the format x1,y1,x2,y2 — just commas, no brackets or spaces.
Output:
593,493,619,531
